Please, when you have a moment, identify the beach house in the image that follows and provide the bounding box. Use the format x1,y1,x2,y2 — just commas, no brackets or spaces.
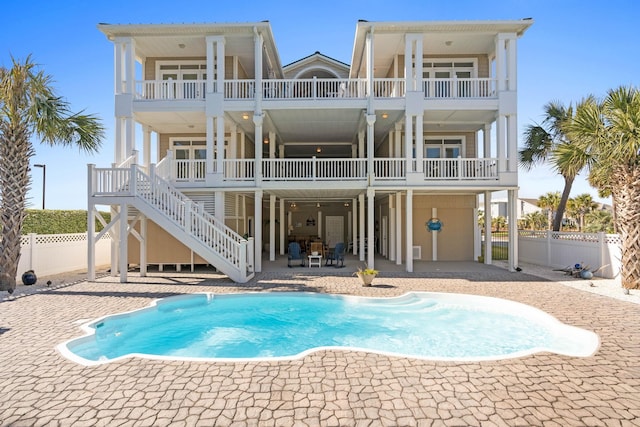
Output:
90,19,533,282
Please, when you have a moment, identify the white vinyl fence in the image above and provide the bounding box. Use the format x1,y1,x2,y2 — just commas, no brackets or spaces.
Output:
17,233,111,281
518,231,621,279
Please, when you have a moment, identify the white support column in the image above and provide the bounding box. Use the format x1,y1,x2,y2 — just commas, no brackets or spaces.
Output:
254,30,263,109
110,206,118,277
484,123,492,158
279,198,285,256
405,35,414,91
123,38,135,95
405,189,413,272
216,37,225,94
367,189,375,268
506,36,517,91
254,190,263,272
358,131,365,158
269,131,276,159
358,193,365,261
473,199,481,261
415,114,423,173
389,194,396,261
366,115,376,176
495,35,507,92
124,117,135,159
431,207,438,261
142,126,151,167
352,199,357,255
229,125,237,160
484,191,493,264
395,191,402,265
114,41,124,95
507,114,518,172
87,166,95,281
206,116,215,174
394,122,402,158
496,114,506,172
114,118,123,170
254,114,263,183
140,216,147,277
215,192,224,221
366,31,374,97
119,203,128,283
205,36,215,94
216,115,225,174
269,194,276,261
414,36,423,92
508,189,519,272
405,114,413,172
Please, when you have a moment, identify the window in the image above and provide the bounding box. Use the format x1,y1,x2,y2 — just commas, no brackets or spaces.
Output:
424,137,464,158
170,138,207,181
423,59,477,97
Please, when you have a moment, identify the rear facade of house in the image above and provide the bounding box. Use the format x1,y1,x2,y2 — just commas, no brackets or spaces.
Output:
89,19,533,283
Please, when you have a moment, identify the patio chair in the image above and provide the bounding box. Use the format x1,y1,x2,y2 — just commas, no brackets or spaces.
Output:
288,242,305,267
325,242,346,267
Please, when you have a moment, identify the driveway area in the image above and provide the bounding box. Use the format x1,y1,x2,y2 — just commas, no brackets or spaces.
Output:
0,263,639,426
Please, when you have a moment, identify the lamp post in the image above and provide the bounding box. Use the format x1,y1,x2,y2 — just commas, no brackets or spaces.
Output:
33,164,46,210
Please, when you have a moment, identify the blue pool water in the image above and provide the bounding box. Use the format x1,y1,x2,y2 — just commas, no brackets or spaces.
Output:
59,292,599,365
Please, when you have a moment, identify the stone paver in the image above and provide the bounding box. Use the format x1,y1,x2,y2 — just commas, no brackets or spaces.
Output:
1,266,639,426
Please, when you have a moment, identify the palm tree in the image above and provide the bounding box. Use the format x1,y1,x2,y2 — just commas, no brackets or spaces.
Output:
522,211,548,231
520,101,587,231
563,86,640,289
537,191,560,231
566,193,597,231
0,56,104,293
583,209,614,234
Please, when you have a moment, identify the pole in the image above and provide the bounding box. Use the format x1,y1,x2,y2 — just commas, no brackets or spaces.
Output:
34,164,46,209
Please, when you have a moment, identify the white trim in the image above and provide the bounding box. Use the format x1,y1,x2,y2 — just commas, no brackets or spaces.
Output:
424,135,466,158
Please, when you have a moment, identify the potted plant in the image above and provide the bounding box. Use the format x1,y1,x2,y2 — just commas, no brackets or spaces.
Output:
355,265,379,287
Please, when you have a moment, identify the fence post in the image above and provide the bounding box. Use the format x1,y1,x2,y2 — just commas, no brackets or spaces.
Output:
598,232,606,276
29,233,37,272
546,230,552,267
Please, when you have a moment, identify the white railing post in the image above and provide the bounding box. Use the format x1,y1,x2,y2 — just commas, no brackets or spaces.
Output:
312,156,317,181
130,165,137,196
184,200,192,231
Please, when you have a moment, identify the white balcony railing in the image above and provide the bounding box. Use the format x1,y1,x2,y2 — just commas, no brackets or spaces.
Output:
135,80,207,100
372,78,406,98
421,158,498,180
423,78,496,99
132,77,497,101
173,159,206,181
261,158,368,181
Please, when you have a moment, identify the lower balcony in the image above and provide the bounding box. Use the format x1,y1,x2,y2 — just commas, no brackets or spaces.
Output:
158,157,502,187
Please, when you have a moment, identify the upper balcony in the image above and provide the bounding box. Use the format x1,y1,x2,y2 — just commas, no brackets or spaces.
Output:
132,77,497,102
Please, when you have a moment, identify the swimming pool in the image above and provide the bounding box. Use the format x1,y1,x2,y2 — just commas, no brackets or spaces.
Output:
58,292,599,365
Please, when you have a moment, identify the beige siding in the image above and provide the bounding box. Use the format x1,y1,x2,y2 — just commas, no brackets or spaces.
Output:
394,195,476,261
144,56,244,80
128,220,207,264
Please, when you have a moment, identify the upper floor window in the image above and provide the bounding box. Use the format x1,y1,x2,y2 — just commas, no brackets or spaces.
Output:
157,61,207,81
422,59,476,79
424,137,465,159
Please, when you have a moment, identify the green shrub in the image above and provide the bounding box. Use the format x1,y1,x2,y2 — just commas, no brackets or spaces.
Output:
21,210,111,235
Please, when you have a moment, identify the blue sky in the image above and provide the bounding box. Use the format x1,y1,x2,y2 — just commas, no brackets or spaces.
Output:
1,0,638,209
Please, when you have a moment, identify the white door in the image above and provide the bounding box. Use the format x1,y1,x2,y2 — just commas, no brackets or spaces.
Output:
325,216,344,248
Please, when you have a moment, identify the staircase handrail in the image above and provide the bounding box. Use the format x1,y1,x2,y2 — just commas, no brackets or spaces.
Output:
131,165,249,269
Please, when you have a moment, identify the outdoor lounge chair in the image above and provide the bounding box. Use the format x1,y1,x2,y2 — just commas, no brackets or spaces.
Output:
288,242,305,267
325,242,346,267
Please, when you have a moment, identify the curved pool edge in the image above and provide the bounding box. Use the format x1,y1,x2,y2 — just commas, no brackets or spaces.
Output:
57,291,601,366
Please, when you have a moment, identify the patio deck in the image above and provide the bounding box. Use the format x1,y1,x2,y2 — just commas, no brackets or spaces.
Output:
0,261,639,426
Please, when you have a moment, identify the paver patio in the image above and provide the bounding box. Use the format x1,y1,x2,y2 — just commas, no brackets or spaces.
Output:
1,262,639,426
